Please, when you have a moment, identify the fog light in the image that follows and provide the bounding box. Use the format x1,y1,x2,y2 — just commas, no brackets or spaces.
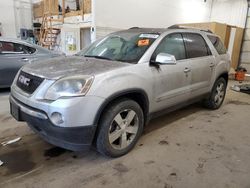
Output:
51,112,64,125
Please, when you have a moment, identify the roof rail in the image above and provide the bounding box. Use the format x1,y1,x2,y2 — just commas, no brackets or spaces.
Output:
129,27,140,29
168,25,180,29
200,29,213,33
168,25,213,33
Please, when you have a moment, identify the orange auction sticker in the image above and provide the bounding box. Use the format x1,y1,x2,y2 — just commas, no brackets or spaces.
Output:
138,39,150,46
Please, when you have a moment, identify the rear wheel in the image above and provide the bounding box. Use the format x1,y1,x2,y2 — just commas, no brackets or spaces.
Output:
203,77,227,110
96,99,144,157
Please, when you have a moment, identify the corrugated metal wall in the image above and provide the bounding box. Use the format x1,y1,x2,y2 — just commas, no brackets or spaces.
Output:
240,0,250,73
240,4,250,72
210,0,248,28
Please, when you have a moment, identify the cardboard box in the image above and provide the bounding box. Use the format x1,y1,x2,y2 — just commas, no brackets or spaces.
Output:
33,2,44,18
231,27,244,69
44,0,59,15
83,0,91,14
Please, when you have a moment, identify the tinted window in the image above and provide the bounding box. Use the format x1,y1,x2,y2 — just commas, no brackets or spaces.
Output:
0,41,26,54
183,33,211,58
208,35,227,55
152,33,186,61
24,45,36,54
0,41,14,53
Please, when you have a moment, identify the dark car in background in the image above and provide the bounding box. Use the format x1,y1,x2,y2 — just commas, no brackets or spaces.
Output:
0,38,63,88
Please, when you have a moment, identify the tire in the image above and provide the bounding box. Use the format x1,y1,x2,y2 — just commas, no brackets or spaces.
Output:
96,99,144,158
203,77,227,110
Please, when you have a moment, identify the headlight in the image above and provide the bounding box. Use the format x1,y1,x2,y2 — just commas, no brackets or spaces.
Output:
44,75,94,100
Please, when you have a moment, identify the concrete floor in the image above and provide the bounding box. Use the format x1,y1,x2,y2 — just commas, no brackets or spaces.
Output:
0,81,249,188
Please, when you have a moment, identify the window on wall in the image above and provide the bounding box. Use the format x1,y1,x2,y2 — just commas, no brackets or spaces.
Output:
152,33,186,61
183,33,212,58
207,35,227,55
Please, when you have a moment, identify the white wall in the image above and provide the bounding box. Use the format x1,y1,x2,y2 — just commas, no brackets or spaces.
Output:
0,0,16,37
95,0,213,38
14,0,33,37
210,0,248,28
0,0,32,38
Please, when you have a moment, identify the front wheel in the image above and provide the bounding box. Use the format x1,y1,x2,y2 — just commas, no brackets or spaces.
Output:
203,77,227,110
96,99,144,157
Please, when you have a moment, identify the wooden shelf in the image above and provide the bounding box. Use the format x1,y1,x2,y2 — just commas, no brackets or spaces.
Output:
33,0,91,19
65,10,83,17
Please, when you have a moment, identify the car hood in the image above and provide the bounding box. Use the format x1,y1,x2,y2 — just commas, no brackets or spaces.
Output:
22,56,131,79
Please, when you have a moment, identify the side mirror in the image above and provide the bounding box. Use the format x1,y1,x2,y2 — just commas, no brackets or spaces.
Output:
155,53,176,65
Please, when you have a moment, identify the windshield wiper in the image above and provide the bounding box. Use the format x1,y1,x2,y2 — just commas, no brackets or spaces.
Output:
84,55,112,61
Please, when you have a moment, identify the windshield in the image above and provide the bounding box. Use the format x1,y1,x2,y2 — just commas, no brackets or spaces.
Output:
78,31,160,63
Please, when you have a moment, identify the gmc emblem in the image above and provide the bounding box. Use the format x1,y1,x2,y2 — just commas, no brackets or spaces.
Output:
18,75,31,86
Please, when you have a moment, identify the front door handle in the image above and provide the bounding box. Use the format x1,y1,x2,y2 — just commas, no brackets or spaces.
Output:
21,58,29,62
184,68,191,73
210,62,215,67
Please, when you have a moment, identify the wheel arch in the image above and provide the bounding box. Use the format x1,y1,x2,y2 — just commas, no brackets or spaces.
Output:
215,72,229,88
217,72,229,84
93,89,149,127
209,71,229,95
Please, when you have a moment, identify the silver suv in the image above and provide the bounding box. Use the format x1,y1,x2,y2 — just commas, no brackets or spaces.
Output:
10,27,230,157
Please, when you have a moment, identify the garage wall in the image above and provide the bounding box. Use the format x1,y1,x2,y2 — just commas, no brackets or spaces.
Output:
14,0,33,37
210,0,248,28
0,0,33,38
240,5,250,72
0,0,16,37
95,0,213,38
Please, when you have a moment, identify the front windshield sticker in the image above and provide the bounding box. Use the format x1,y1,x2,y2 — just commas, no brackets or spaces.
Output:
139,34,159,39
138,39,150,47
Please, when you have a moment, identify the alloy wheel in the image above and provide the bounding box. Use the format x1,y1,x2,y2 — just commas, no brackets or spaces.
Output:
108,109,139,150
214,82,225,106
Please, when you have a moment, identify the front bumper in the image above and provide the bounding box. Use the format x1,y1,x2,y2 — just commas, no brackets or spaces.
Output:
11,82,105,128
10,95,97,151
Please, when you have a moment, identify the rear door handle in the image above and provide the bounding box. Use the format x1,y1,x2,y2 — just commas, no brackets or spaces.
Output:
21,58,29,62
184,68,191,73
